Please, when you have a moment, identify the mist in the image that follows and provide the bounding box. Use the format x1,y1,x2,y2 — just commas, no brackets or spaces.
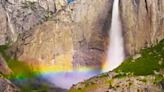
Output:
103,0,125,72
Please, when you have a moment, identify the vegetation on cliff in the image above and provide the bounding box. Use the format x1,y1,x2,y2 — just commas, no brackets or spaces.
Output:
69,39,164,92
114,39,164,75
0,39,164,92
0,45,50,92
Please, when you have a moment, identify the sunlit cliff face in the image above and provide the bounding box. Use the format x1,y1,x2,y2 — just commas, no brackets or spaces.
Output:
8,0,125,89
41,0,125,89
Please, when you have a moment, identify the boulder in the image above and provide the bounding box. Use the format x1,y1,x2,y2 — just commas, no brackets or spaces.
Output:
0,76,19,92
0,54,12,75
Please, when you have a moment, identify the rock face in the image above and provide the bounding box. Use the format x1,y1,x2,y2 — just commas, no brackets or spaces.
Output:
0,0,67,45
0,0,163,69
0,76,19,92
5,0,164,70
0,0,163,91
0,3,9,45
120,0,164,55
3,0,164,70
68,74,163,92
71,0,113,69
8,0,113,70
0,54,12,75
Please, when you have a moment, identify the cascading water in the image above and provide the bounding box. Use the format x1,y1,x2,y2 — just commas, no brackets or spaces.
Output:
6,12,17,42
42,0,125,89
11,0,125,90
103,0,125,72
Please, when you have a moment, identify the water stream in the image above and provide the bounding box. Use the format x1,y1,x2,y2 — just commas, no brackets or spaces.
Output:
12,0,125,90
6,12,17,42
103,0,125,72
42,0,125,89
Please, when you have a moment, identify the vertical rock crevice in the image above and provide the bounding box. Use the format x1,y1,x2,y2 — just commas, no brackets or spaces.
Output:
144,0,148,13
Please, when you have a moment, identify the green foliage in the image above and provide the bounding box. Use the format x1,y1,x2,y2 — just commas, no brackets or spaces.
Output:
154,75,164,83
0,45,46,91
69,39,164,92
68,84,97,92
98,73,108,78
20,83,49,92
0,45,35,79
105,78,112,84
114,39,164,75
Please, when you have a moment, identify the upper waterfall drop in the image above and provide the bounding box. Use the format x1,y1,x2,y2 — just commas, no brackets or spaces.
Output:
103,0,125,72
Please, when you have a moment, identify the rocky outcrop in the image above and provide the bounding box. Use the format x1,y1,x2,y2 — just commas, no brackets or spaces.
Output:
0,0,67,45
71,0,113,69
68,74,163,92
68,37,164,92
0,3,8,45
120,0,164,55
0,54,12,75
0,76,19,92
8,0,113,70
7,0,66,12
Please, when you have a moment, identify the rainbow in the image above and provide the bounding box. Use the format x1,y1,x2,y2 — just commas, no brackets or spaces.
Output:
7,61,101,89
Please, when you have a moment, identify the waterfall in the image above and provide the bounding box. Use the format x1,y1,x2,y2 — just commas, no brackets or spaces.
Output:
6,12,17,43
45,0,125,89
42,0,125,89
103,0,125,72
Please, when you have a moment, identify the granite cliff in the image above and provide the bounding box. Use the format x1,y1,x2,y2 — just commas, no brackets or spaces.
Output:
3,0,164,70
0,0,66,45
120,0,164,55
7,0,113,70
0,0,163,91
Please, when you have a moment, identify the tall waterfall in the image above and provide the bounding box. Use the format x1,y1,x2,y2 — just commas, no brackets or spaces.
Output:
6,12,17,43
103,0,125,72
42,0,125,89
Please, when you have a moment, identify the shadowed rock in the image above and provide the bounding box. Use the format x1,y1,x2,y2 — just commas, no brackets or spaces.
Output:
0,77,19,92
0,54,12,75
